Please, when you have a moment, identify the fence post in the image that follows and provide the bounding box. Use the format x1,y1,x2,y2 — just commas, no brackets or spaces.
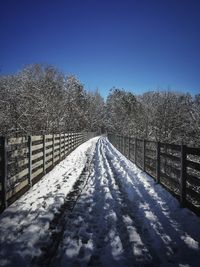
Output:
52,134,55,166
134,138,137,164
59,133,61,160
68,133,70,152
125,137,127,156
128,137,130,160
69,133,71,152
156,141,160,183
122,135,125,155
28,135,32,187
117,135,119,150
180,144,187,207
72,133,74,149
143,139,146,171
0,137,8,210
43,135,46,174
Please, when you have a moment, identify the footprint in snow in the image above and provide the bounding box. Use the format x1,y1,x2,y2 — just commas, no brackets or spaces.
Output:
56,184,61,189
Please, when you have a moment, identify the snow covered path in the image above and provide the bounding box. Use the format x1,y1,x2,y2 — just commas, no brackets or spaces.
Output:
0,137,200,267
50,137,200,267
0,137,99,267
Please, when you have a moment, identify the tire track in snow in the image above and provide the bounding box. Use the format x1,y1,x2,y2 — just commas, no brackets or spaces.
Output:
33,143,97,267
49,139,116,267
104,138,179,262
99,138,159,265
50,137,156,266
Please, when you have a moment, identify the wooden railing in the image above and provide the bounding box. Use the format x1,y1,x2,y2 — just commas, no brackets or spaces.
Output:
108,134,200,215
0,132,97,212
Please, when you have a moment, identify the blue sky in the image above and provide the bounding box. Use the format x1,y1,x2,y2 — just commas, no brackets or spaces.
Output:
1,0,200,97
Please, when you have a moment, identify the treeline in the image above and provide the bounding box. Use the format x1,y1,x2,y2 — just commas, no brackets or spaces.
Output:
0,64,105,136
106,89,200,146
0,64,200,146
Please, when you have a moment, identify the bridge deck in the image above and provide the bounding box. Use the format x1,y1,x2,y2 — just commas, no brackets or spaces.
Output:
0,137,200,266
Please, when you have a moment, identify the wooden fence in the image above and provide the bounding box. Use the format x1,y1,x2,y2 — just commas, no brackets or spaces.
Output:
0,132,97,213
108,134,200,215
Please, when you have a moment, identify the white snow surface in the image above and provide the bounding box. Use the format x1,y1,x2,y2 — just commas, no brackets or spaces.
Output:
1,136,200,267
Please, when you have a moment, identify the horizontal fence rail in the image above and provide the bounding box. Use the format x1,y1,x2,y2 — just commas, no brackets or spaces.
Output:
0,132,97,213
108,134,200,215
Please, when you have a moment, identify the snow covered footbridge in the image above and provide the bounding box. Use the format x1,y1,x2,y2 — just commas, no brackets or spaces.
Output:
0,136,200,267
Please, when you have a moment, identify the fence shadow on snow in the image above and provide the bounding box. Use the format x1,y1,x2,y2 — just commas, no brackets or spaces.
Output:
108,134,200,216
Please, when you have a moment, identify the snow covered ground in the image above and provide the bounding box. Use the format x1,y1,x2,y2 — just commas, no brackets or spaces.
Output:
0,136,200,267
0,137,99,267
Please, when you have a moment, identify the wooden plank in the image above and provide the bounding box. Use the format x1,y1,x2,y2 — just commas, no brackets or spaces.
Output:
52,134,55,166
145,155,156,162
64,133,66,157
0,137,8,208
160,142,181,151
45,134,53,139
143,140,146,171
28,136,32,187
8,137,27,145
46,160,53,169
145,163,156,173
32,143,43,152
186,187,200,202
6,179,29,200
54,150,60,156
187,174,200,188
43,135,46,174
134,138,137,164
46,154,53,162
146,140,156,144
32,167,44,179
54,156,60,163
186,146,200,156
9,168,29,184
160,162,181,176
145,148,156,154
45,147,53,154
60,140,65,145
32,135,43,142
180,144,187,207
32,159,43,171
160,152,180,162
160,171,179,187
45,141,53,147
54,141,60,146
156,142,160,183
186,159,200,172
32,152,43,161
10,147,28,158
8,158,28,168
59,134,61,160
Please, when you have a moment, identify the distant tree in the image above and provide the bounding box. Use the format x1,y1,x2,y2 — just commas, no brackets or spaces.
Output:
106,88,140,136
139,91,192,143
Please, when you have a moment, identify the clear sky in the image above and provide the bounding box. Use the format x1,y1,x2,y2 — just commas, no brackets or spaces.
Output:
1,0,200,97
